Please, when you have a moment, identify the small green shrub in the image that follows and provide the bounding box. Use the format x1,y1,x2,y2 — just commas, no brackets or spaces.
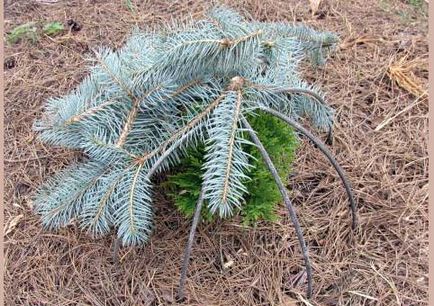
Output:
242,113,298,224
43,21,64,36
164,112,298,225
8,21,65,44
7,22,38,44
162,145,213,220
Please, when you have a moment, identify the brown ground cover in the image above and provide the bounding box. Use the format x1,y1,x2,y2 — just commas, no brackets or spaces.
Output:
4,0,428,305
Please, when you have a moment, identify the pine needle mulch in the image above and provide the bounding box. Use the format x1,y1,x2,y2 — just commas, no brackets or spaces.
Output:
4,0,428,305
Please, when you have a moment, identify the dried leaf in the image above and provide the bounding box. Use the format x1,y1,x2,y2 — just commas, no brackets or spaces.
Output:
279,295,298,306
387,56,428,98
4,214,24,236
308,0,322,15
223,259,234,269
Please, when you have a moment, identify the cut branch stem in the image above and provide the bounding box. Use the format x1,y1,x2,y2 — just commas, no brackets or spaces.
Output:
260,106,358,229
112,237,121,264
241,116,313,299
177,187,205,301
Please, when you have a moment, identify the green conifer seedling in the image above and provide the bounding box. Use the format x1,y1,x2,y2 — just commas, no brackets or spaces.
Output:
165,112,298,225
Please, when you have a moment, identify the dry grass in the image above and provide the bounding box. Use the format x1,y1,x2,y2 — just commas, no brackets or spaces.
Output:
4,0,428,305
387,55,428,98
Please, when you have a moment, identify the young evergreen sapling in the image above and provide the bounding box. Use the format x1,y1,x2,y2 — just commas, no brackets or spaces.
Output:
33,6,357,299
165,112,298,224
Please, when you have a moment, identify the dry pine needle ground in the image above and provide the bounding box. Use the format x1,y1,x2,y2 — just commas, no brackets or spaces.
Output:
4,0,428,305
